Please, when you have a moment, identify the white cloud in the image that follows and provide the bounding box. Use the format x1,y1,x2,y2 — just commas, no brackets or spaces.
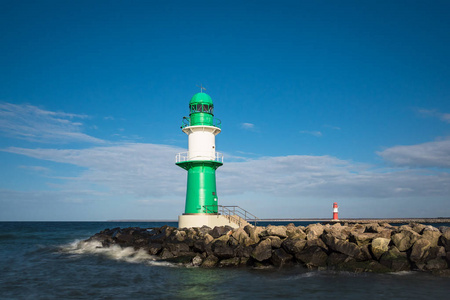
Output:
4,143,450,206
18,165,50,172
300,130,322,137
378,138,450,168
323,125,341,130
241,123,255,130
2,143,187,198
416,108,450,123
0,102,104,144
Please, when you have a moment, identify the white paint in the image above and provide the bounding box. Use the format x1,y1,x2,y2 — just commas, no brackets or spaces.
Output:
178,214,239,229
182,126,221,161
333,208,338,212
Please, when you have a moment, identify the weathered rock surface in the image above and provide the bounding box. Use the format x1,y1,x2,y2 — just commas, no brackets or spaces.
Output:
85,223,450,274
371,238,390,260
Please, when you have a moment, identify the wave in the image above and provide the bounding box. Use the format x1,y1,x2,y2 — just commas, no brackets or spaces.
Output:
59,240,178,267
388,271,416,276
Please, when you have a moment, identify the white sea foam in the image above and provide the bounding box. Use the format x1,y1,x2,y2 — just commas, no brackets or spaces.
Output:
60,240,179,267
389,271,415,276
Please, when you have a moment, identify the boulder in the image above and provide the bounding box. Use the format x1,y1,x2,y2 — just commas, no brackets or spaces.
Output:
231,228,249,244
173,230,187,242
439,226,450,251
233,245,253,258
192,236,213,253
364,223,381,233
306,238,328,251
324,224,350,240
251,239,272,262
360,244,373,261
210,226,232,239
286,226,307,239
391,230,420,252
410,238,431,263
327,252,350,267
191,255,203,266
244,225,263,244
147,243,162,255
197,226,212,237
379,246,410,272
425,258,448,271
212,240,234,259
398,225,413,232
295,246,328,268
266,236,283,248
271,248,293,267
422,226,441,247
164,242,190,256
281,238,307,254
201,255,219,268
322,233,363,260
410,223,427,234
115,231,135,245
264,225,288,238
160,248,175,259
350,232,377,246
350,224,366,234
306,224,324,240
218,257,241,267
371,238,390,260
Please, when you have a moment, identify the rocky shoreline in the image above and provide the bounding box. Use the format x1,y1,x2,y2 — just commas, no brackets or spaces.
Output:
85,222,450,275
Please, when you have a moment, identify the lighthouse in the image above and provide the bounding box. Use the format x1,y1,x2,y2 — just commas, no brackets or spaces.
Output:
332,202,339,221
176,92,237,228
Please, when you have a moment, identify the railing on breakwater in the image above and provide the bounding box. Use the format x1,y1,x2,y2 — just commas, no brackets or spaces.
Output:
203,205,260,227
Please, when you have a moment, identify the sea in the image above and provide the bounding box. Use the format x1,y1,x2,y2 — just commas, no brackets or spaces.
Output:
1,221,449,299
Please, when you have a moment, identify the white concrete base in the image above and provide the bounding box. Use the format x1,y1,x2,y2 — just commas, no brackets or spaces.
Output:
178,214,239,229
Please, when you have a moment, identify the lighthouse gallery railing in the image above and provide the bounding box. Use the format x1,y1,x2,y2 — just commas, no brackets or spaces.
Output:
203,205,260,226
175,152,223,163
181,117,222,128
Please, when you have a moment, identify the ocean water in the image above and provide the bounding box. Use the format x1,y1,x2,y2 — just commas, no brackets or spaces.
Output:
1,222,449,299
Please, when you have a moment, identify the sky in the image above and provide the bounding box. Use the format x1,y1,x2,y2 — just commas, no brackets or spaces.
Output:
1,0,449,221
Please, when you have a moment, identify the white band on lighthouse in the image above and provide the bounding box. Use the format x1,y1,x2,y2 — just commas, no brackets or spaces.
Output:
333,208,338,212
183,125,221,161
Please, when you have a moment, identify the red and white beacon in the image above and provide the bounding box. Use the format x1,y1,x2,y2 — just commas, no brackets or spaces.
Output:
332,202,339,220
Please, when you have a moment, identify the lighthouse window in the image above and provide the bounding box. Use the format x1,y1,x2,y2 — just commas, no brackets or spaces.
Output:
190,104,213,113
212,192,215,196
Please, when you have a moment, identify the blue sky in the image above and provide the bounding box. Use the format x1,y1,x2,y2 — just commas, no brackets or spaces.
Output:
1,0,449,221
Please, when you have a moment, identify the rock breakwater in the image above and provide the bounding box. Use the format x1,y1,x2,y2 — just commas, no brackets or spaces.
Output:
85,222,450,274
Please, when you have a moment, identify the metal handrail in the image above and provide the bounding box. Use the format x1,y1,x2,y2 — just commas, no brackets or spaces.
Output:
181,117,222,128
203,205,260,226
175,152,223,163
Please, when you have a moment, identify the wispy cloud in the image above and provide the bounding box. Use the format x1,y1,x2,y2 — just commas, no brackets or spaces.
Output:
416,108,450,123
18,165,50,173
323,125,341,130
0,102,104,144
241,123,255,130
4,142,450,204
378,137,450,168
300,130,322,137
2,143,187,198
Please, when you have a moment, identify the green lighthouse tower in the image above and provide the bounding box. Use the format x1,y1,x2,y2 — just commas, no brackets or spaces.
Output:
176,92,234,228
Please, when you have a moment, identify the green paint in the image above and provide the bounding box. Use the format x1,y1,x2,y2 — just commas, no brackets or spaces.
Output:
189,93,214,126
176,160,222,213
177,92,223,215
189,93,213,106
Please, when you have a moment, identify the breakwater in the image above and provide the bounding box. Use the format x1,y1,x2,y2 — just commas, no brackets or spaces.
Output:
85,222,450,275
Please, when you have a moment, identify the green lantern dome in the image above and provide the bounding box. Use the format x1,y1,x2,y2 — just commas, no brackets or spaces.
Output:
189,93,213,106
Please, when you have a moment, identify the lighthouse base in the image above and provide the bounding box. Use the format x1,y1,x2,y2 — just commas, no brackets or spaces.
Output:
178,214,240,229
